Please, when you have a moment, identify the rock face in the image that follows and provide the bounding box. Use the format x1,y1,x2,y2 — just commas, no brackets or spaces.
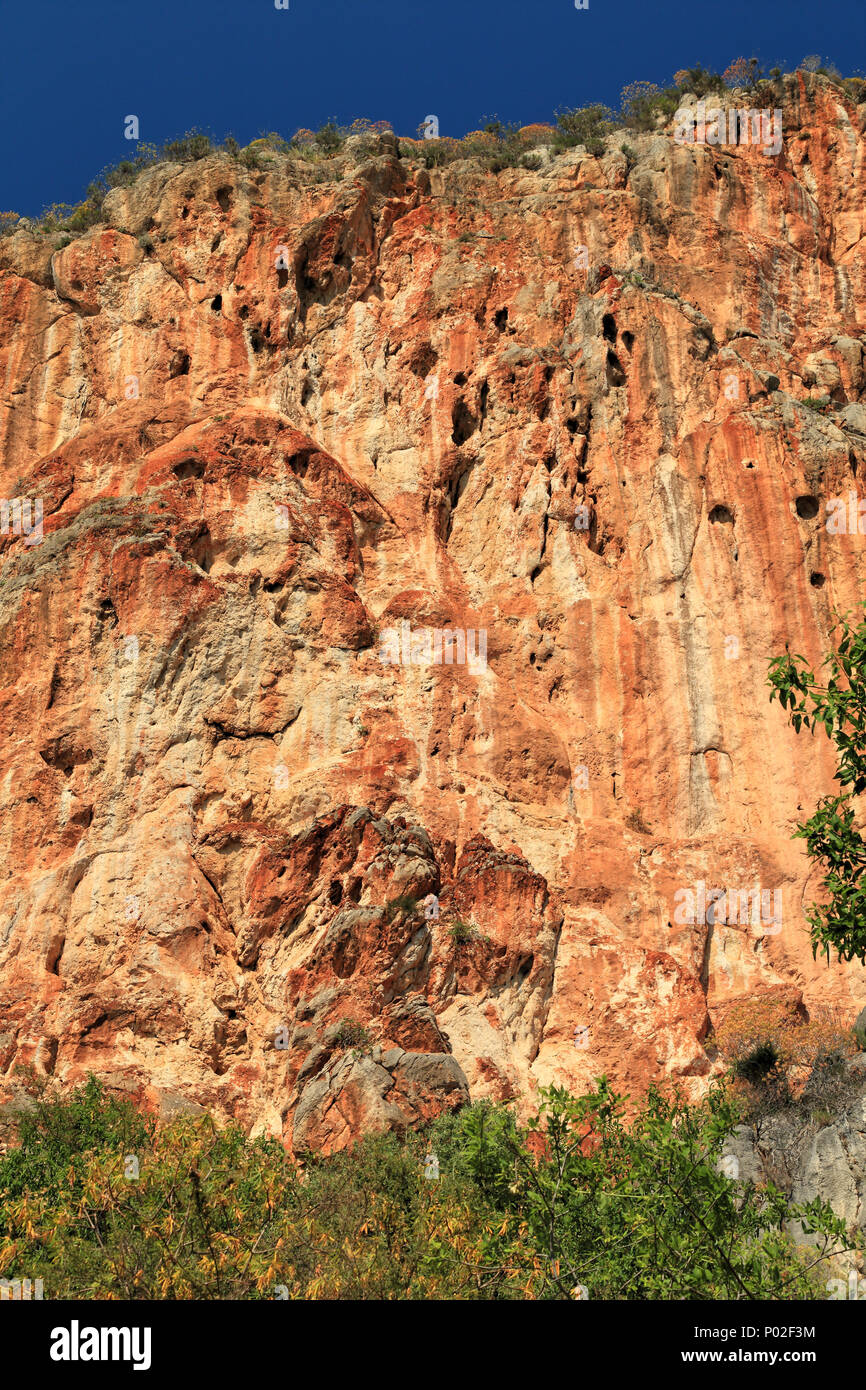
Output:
2,72,866,1149
723,1059,866,1238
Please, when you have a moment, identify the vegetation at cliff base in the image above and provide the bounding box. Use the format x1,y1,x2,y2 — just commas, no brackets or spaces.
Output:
0,1075,858,1300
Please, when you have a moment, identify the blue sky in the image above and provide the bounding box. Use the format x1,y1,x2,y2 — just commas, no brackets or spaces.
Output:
1,0,863,217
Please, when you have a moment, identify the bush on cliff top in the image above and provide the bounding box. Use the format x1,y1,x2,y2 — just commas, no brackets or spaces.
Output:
0,1076,857,1300
3,62,863,241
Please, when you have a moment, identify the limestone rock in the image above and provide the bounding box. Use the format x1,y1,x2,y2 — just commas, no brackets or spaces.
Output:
2,74,866,1149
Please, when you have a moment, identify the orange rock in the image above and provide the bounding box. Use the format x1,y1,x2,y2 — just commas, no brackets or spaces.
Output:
1,72,865,1149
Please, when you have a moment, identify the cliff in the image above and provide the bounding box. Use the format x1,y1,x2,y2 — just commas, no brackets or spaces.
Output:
1,71,866,1150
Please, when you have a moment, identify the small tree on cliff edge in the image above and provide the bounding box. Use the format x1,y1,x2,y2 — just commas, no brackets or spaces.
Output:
768,605,866,963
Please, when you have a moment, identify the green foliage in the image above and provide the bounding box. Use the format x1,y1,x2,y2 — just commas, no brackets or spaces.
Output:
802,395,832,413
0,1077,858,1299
619,81,672,131
447,918,479,945
0,1077,151,1203
734,1041,782,1086
332,1018,374,1052
428,1100,520,1207
669,64,727,98
768,606,866,962
554,104,615,155
515,1082,855,1299
382,893,420,924
12,64,864,244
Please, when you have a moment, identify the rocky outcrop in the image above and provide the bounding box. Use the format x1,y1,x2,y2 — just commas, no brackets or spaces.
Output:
723,1059,866,1237
2,71,866,1149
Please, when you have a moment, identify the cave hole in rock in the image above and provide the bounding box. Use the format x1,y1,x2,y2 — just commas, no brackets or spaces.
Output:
238,304,249,320
516,954,534,983
622,330,634,352
210,233,223,253
709,504,734,525
408,343,438,378
97,597,118,629
211,295,222,313
795,495,819,520
348,877,363,903
172,457,206,481
451,398,478,445
329,880,343,906
447,463,473,512
453,371,468,386
215,186,231,214
602,313,617,342
565,417,579,435
576,469,589,484
189,525,213,572
169,351,191,378
605,349,626,387
810,571,826,587
494,307,509,330
277,267,289,289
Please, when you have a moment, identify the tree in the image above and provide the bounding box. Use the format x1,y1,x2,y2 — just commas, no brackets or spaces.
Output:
768,606,866,962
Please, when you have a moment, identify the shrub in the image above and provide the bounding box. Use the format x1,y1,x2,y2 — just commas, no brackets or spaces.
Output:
669,64,726,98
553,104,615,156
734,1040,783,1086
0,1077,858,1300
332,1018,373,1051
382,893,419,924
447,918,479,945
0,1076,151,1203
620,81,663,130
313,121,343,155
768,606,866,962
722,57,758,89
716,999,857,1114
625,807,652,833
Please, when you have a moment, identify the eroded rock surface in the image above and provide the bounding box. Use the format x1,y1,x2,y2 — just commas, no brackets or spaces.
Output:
2,72,866,1148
